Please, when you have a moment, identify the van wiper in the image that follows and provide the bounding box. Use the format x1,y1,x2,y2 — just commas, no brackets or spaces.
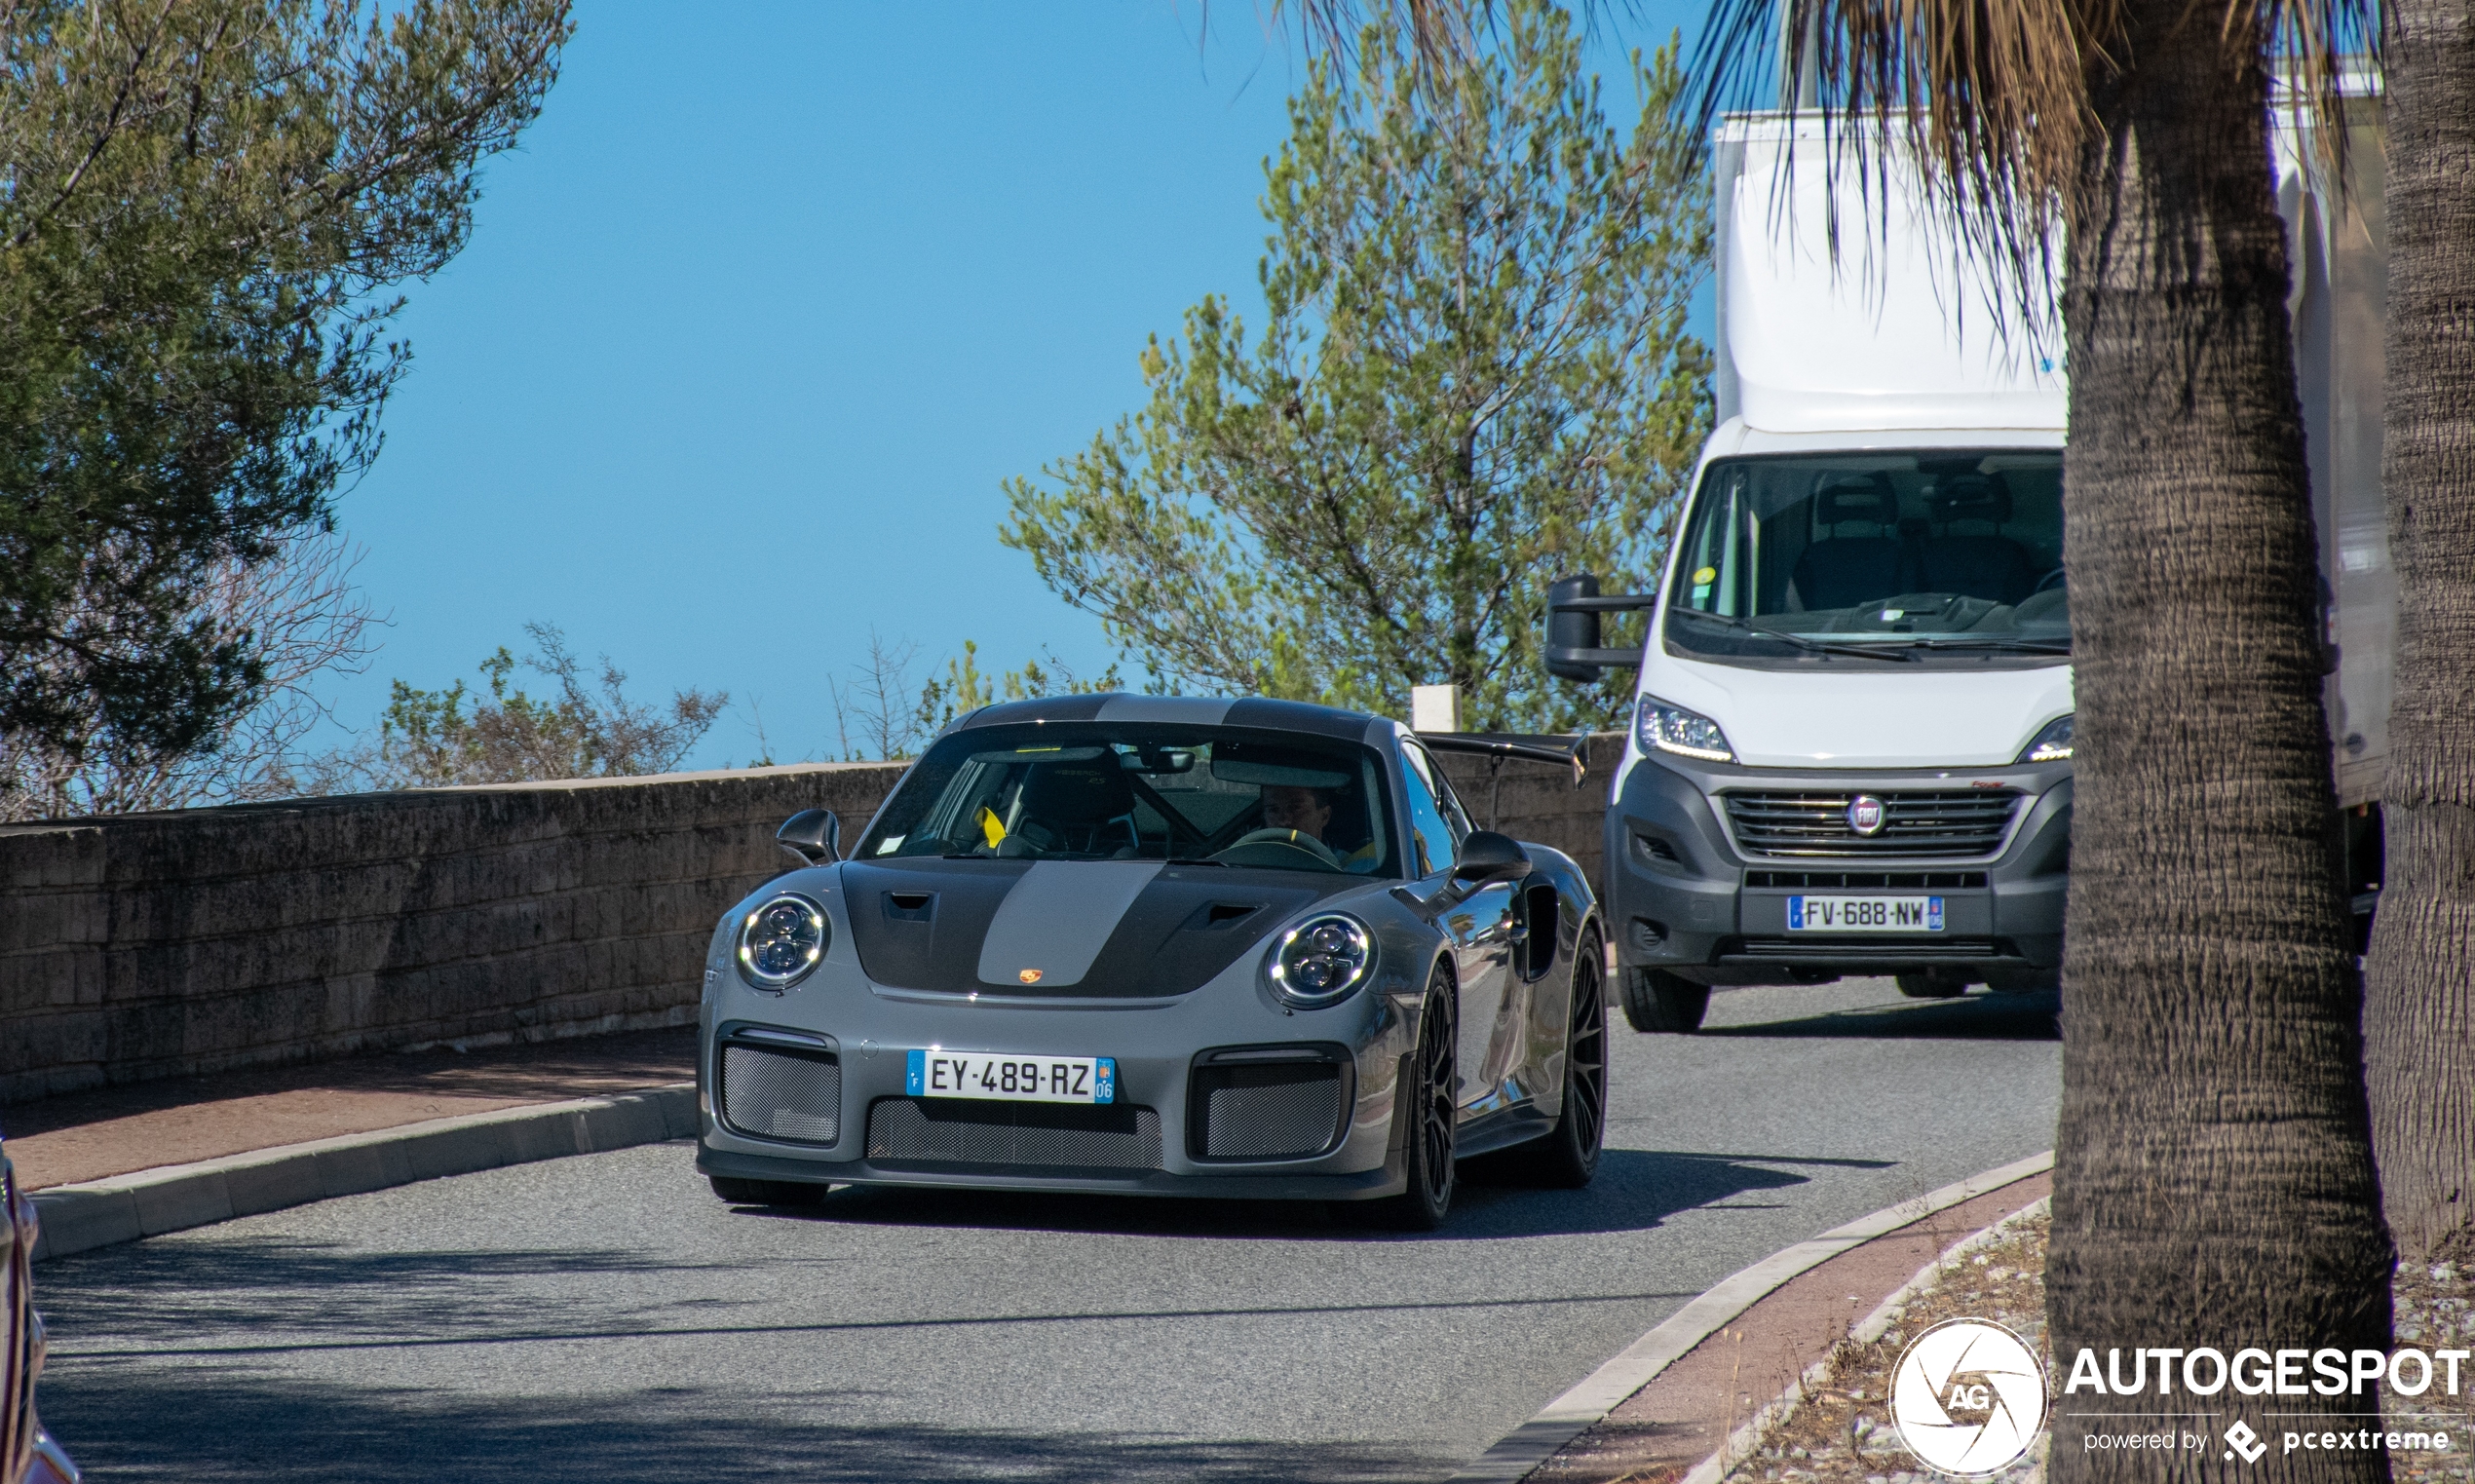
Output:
1892,636,2073,654
1165,856,1229,867
1668,607,1918,662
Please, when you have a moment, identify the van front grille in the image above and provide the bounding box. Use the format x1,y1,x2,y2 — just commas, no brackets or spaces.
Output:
1724,790,2021,858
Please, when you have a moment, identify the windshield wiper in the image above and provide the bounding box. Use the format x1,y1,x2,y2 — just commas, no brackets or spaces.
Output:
1165,856,1229,867
1668,608,1918,662
1890,636,2073,654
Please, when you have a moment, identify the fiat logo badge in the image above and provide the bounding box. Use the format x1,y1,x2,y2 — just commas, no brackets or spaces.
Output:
1847,795,1887,835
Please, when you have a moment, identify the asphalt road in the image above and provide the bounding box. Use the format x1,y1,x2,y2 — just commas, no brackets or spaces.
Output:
37,979,2062,1484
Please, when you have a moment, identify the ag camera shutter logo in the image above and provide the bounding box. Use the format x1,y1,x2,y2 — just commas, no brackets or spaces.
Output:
1891,1318,2048,1474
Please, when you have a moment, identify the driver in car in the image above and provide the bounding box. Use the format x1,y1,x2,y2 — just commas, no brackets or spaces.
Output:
1260,784,1380,871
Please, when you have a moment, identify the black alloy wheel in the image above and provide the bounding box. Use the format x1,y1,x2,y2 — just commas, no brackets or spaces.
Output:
1368,964,1458,1230
1620,967,1711,1033
1530,932,1608,1188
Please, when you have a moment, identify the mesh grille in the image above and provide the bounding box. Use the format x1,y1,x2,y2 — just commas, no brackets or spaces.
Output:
1729,936,2005,960
1193,1063,1346,1160
1724,790,2021,858
719,1044,841,1144
866,1097,1162,1171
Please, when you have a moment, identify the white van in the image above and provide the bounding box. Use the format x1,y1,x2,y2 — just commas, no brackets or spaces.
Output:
1549,109,2389,1031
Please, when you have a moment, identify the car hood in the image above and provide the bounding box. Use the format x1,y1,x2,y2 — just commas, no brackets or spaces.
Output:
838,858,1354,998
1649,655,2075,769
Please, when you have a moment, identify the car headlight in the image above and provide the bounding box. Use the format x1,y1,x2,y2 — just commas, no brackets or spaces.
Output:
1636,694,1735,763
737,894,828,991
1268,914,1374,1007
2018,713,2074,763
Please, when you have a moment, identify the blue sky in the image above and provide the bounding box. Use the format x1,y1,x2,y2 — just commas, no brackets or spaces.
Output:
317,1,1707,769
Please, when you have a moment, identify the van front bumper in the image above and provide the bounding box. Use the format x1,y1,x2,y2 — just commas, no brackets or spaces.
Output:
1603,752,2072,987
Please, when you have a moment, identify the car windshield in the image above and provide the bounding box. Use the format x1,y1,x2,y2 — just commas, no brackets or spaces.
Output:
857,723,1397,876
1663,451,2069,667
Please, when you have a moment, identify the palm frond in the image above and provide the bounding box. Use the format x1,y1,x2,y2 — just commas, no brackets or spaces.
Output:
1684,0,2379,279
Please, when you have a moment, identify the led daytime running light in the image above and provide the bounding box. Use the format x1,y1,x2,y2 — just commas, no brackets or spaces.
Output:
1269,913,1374,1006
2019,714,2075,764
737,893,828,991
1635,695,1735,763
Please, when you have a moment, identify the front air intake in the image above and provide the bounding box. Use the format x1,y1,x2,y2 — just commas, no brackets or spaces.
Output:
1189,1052,1351,1161
866,1098,1163,1172
717,1043,841,1145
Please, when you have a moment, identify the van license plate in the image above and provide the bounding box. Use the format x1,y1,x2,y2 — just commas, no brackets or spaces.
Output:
1787,895,1943,932
906,1049,1116,1104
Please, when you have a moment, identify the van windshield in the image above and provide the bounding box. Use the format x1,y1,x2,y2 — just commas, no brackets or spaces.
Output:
1662,451,2068,666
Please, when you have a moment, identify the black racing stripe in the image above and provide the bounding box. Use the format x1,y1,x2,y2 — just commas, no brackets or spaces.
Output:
840,859,1025,991
1071,869,1344,997
1221,698,1381,741
840,859,1357,999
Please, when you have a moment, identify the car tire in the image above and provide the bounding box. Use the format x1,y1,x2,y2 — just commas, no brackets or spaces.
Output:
708,1175,830,1207
1620,968,1710,1033
1527,930,1608,1189
1895,971,1970,999
1365,965,1458,1231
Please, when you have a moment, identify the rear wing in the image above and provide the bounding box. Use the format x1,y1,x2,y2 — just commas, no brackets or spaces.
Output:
1545,573,1656,680
1419,732,1592,788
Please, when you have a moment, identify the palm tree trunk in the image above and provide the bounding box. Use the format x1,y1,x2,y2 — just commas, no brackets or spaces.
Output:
2046,1,2395,1477
2362,0,2475,1269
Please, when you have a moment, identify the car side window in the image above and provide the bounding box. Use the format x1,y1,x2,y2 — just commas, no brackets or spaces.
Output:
1427,757,1476,842
1399,745,1460,879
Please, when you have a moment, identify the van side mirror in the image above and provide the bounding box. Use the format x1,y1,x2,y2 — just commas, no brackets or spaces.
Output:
1546,572,1656,679
777,809,841,866
1452,831,1532,885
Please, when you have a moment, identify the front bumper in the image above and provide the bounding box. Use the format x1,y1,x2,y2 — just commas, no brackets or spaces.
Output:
692,990,1418,1201
1604,752,2072,986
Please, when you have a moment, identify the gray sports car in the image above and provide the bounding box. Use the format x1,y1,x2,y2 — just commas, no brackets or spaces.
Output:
692,695,1607,1228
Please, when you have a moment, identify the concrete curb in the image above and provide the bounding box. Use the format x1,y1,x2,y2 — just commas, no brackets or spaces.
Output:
1445,1149,2056,1483
28,1082,698,1263
1677,1195,2058,1484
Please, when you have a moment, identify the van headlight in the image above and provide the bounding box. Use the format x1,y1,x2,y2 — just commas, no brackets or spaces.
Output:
2018,714,2075,763
737,894,828,991
1268,914,1374,1007
1636,695,1735,763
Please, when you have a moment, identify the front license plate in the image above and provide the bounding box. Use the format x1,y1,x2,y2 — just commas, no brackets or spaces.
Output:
1787,895,1944,932
905,1049,1117,1104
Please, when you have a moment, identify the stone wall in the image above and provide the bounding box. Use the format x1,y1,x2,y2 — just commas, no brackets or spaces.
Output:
1433,732,1624,893
0,763,904,1105
0,732,1624,1107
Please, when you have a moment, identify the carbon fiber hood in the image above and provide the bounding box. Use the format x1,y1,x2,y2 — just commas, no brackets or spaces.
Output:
839,858,1355,998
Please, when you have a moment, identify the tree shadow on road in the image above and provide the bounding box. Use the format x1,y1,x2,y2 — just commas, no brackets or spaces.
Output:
37,1365,1447,1484
1694,986,2061,1042
736,1146,1886,1244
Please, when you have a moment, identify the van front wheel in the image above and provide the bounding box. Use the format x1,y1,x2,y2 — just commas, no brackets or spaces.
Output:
1620,968,1709,1033
1895,971,1970,1000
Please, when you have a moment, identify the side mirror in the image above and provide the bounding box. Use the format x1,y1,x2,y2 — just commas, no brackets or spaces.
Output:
1452,830,1532,885
777,809,841,866
1392,831,1533,924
